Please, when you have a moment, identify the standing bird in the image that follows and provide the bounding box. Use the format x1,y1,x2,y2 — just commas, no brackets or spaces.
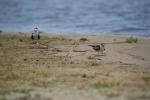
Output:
31,26,40,40
88,43,105,55
31,26,41,44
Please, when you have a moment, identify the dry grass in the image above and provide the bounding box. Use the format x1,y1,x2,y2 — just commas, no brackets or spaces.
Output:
0,33,150,99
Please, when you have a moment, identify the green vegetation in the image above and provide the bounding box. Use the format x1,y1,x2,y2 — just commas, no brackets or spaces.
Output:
0,33,31,43
0,90,9,96
93,82,113,89
13,88,33,93
126,37,138,43
0,71,21,81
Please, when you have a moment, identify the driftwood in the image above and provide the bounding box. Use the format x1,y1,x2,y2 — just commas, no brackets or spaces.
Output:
79,38,89,42
72,50,90,52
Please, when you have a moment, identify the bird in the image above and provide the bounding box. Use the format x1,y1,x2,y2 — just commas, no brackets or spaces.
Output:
88,43,105,55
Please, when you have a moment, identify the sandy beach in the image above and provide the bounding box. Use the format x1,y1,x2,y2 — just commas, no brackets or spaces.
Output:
0,32,150,100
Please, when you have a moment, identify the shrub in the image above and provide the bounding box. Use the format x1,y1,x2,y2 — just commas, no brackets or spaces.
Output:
126,37,138,43
14,88,33,93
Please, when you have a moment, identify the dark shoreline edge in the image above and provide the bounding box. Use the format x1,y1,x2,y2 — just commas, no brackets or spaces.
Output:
1,31,150,40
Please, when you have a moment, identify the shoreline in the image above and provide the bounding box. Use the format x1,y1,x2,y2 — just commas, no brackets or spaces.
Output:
1,31,150,40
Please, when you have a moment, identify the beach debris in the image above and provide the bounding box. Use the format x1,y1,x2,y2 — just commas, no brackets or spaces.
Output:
88,55,102,60
88,43,105,55
79,38,89,42
52,48,63,52
32,40,38,44
72,50,89,52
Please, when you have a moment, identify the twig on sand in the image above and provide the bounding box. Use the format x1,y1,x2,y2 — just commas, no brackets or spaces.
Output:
88,55,102,60
72,50,90,52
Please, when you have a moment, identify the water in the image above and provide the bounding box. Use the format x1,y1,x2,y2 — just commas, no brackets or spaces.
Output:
0,0,150,36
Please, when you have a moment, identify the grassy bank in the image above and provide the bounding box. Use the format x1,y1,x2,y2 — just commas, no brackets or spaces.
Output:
0,33,150,100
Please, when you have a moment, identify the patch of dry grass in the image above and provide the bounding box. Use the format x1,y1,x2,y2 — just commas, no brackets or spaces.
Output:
92,82,113,89
0,33,30,43
0,33,150,99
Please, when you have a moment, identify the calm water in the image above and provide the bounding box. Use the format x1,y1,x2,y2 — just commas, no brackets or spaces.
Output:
0,0,150,36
